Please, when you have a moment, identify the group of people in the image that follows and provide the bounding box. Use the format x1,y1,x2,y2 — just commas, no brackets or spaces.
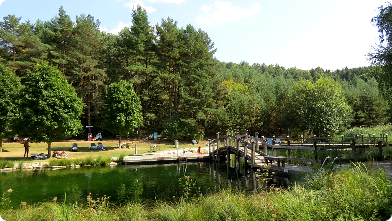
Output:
21,138,68,159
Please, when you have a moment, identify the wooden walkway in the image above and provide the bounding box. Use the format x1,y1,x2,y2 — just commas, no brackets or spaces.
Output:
193,131,390,178
122,149,210,164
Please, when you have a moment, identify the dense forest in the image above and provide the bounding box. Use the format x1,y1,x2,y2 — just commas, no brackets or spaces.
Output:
0,6,391,141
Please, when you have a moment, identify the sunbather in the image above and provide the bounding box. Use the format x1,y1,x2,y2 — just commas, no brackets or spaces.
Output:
61,150,68,158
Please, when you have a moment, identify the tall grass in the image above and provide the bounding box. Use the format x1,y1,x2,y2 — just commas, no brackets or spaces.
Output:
1,163,391,220
0,160,16,169
341,124,392,138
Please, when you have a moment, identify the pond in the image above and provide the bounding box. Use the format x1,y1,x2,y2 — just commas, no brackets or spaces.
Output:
0,162,285,208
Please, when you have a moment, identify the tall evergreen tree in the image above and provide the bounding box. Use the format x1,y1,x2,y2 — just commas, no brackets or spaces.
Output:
71,14,107,131
37,7,74,75
0,15,46,76
128,6,157,133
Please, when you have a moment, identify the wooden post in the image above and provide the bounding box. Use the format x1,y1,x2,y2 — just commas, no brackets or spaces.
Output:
351,141,357,162
287,138,291,164
235,134,239,166
214,132,220,161
217,132,220,162
386,134,389,147
251,142,255,168
255,132,259,152
244,141,248,166
212,139,215,161
135,143,137,155
378,141,384,161
272,147,276,157
208,139,211,159
226,130,229,147
263,136,267,155
313,139,318,162
226,144,230,166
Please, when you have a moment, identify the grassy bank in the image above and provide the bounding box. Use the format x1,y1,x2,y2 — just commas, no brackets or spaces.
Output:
1,163,391,221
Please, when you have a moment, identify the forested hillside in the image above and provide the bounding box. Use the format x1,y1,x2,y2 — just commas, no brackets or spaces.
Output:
0,6,390,141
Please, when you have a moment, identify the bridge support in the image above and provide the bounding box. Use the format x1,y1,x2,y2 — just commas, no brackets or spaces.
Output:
351,141,357,162
313,140,318,163
378,141,384,161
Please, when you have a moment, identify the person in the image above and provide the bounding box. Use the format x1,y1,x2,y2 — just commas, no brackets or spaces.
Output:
61,150,68,158
52,151,59,158
23,138,30,157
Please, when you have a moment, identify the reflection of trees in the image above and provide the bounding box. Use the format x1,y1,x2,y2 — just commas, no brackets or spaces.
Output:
0,162,267,207
64,183,83,204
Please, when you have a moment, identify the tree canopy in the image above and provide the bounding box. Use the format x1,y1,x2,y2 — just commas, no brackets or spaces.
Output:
281,78,352,136
101,80,143,144
17,63,83,156
0,64,21,151
0,4,390,141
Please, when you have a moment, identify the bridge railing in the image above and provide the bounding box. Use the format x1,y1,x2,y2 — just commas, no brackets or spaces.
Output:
212,131,389,165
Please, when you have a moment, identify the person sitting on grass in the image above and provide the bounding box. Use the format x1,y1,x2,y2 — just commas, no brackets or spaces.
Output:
61,150,68,158
52,151,61,158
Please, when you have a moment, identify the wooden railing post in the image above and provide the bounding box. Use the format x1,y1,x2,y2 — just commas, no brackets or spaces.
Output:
313,138,318,162
255,132,259,152
235,134,239,166
208,139,211,159
341,135,344,147
244,140,248,166
263,136,267,155
226,143,230,166
351,141,357,162
287,136,291,163
217,132,220,162
251,142,255,168
378,140,384,161
225,130,229,147
212,138,215,161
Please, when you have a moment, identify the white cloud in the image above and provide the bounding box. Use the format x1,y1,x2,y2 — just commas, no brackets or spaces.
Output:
197,1,261,26
100,21,132,35
124,0,156,12
149,0,186,4
0,0,6,6
201,5,212,13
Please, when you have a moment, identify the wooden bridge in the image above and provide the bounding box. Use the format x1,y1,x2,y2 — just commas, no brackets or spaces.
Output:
207,131,389,171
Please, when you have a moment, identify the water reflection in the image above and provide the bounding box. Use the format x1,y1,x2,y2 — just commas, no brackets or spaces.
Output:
0,162,290,208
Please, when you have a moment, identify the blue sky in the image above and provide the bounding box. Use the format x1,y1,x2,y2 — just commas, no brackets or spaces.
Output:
0,0,388,70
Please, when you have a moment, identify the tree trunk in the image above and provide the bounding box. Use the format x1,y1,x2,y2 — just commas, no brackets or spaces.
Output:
0,137,3,152
47,142,52,158
88,101,92,133
118,134,122,148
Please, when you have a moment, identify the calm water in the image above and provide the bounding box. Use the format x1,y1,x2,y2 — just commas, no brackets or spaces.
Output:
0,162,276,208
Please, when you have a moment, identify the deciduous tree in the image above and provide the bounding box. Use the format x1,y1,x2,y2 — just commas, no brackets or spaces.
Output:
282,78,352,136
0,65,21,151
17,63,83,157
101,80,143,145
